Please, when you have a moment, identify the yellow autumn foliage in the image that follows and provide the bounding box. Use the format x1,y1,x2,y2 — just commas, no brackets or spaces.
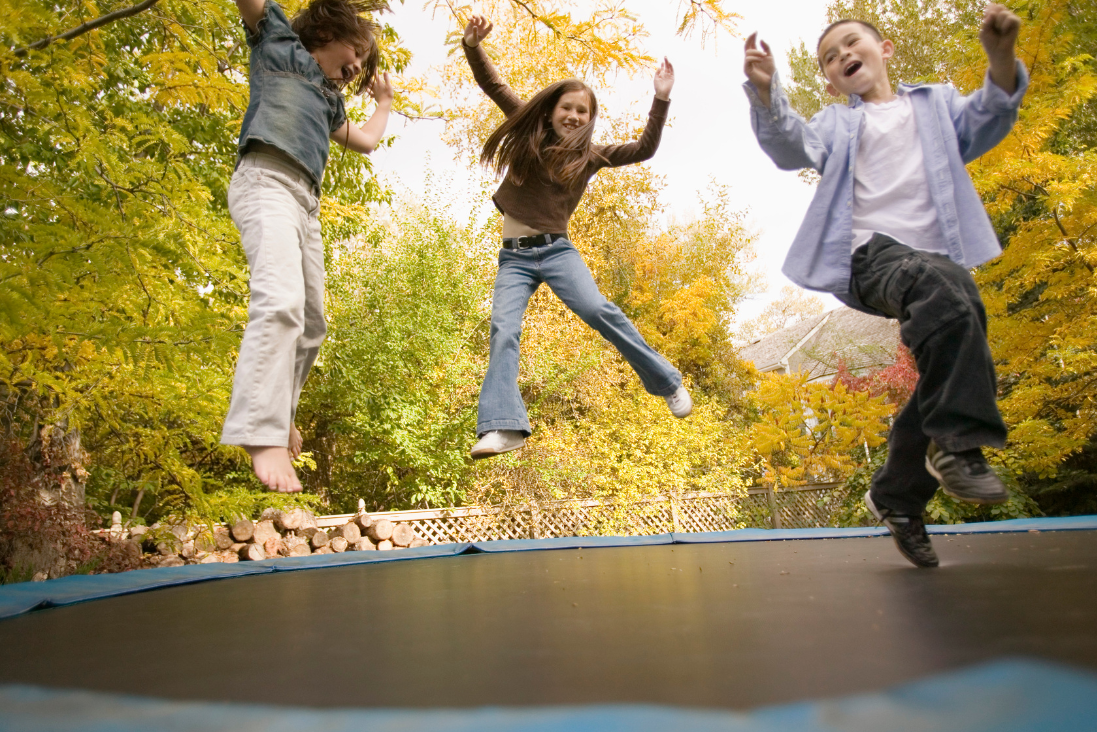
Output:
750,372,892,489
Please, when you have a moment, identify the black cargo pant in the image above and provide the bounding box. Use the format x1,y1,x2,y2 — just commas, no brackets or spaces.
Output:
840,235,1008,516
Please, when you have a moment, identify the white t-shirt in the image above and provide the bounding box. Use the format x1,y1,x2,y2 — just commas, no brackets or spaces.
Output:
850,94,947,254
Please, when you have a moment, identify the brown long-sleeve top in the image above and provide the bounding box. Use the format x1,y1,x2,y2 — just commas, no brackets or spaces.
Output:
463,41,671,234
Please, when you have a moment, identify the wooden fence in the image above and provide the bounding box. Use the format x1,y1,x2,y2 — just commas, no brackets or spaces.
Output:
316,483,846,545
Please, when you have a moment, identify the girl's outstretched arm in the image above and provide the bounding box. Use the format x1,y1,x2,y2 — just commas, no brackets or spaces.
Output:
653,57,674,101
462,14,522,116
235,0,266,33
598,58,673,168
331,71,394,154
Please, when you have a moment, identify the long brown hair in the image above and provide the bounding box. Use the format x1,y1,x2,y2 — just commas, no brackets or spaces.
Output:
480,79,606,187
292,0,388,95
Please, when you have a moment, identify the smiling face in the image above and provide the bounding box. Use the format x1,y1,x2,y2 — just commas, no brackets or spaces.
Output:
310,40,365,89
550,89,593,138
817,22,895,103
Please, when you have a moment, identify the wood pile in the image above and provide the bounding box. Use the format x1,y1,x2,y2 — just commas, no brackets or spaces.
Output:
136,508,429,566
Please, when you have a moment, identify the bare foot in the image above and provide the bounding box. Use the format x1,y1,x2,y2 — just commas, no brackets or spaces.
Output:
288,425,303,460
245,445,302,493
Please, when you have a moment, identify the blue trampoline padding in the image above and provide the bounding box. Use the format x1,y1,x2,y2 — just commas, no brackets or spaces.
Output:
1,514,1094,622
0,659,1093,732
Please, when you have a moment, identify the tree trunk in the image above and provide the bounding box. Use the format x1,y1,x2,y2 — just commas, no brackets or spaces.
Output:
230,519,254,542
214,526,234,550
238,543,266,561
334,522,361,543
263,537,283,558
30,421,88,514
252,520,279,547
366,519,393,543
391,523,415,547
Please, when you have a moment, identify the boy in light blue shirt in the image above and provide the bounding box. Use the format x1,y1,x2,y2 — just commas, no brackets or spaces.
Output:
743,5,1026,567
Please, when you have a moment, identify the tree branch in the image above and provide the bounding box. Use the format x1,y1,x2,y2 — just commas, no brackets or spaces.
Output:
1052,207,1095,275
12,0,161,57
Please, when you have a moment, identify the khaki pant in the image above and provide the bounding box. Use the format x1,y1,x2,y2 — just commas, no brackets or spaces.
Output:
221,153,325,447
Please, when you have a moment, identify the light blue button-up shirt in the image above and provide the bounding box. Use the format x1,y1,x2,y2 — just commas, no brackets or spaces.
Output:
743,61,1028,297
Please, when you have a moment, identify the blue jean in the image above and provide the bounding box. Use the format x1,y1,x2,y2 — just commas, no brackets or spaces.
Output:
477,237,682,436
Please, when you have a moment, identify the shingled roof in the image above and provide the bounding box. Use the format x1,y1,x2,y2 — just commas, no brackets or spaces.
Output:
738,307,901,383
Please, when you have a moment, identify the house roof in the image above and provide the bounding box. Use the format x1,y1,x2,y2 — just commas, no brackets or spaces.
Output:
738,307,901,382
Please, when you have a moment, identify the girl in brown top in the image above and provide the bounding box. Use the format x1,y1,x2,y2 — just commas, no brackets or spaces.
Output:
464,14,692,460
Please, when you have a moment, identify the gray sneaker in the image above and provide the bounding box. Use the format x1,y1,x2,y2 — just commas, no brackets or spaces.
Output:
865,491,939,568
925,442,1008,505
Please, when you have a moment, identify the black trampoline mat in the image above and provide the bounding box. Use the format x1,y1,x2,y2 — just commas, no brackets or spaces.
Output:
2,531,1096,710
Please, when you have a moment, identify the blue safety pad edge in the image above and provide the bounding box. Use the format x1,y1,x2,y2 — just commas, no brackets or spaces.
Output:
676,515,1097,544
0,543,470,621
2,515,1094,622
0,659,1093,732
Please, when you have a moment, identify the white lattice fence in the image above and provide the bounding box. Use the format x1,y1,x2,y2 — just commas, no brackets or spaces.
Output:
318,484,845,544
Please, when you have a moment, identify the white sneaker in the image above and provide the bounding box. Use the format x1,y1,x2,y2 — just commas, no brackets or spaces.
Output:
470,430,526,459
664,386,692,418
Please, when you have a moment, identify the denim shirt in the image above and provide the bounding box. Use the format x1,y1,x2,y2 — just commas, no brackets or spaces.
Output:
237,1,347,187
743,61,1028,297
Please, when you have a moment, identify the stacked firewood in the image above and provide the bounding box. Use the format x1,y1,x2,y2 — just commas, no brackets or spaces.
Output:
142,509,429,566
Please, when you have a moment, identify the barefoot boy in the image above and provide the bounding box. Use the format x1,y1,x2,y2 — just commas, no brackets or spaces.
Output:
743,5,1027,567
222,0,392,492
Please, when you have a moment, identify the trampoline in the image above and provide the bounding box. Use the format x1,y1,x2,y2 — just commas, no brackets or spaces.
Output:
1,517,1097,731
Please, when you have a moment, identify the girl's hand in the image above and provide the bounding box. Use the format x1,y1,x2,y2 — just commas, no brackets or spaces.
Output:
743,32,776,107
653,57,674,100
464,14,493,47
371,71,394,104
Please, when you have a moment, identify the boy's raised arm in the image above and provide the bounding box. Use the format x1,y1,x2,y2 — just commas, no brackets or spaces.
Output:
980,3,1021,94
235,0,266,33
946,4,1027,162
743,33,775,109
741,32,830,173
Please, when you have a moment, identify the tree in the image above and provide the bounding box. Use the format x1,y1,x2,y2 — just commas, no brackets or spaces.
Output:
736,285,827,345
749,371,892,489
831,344,918,408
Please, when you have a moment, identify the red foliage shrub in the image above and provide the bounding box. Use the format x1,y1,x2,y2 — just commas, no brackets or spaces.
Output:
831,345,918,409
0,439,144,582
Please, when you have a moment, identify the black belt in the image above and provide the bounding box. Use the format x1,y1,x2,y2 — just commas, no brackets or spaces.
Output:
502,233,566,250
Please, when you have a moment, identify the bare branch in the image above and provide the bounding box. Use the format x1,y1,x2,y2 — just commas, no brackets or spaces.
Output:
394,110,445,122
11,0,161,58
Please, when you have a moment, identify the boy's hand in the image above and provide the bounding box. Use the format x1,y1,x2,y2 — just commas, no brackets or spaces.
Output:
980,4,1020,93
744,32,776,108
653,57,674,101
370,71,394,105
464,14,493,47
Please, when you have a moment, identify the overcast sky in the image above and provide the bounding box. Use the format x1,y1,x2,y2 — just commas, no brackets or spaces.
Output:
370,0,842,319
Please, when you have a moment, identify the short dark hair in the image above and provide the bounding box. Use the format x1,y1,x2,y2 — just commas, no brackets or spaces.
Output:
816,19,883,72
817,18,883,51
292,0,388,95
